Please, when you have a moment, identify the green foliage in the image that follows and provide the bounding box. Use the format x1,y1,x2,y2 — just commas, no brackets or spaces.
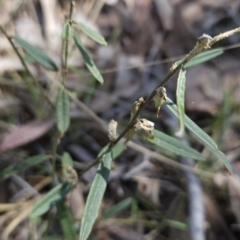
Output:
98,142,124,159
79,150,113,240
73,31,104,84
176,68,186,136
56,88,70,134
0,154,46,181
31,181,72,218
14,36,58,71
166,98,232,173
176,48,224,69
78,22,107,45
164,219,188,230
147,130,205,160
62,23,72,41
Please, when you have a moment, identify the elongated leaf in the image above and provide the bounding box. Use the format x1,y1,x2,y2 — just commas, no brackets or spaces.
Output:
166,98,232,173
98,142,124,159
0,154,46,181
164,219,188,230
62,23,72,40
213,150,232,175
80,150,113,240
56,88,70,134
14,36,58,71
103,197,133,219
176,48,224,69
176,68,186,136
73,31,104,84
78,23,107,45
31,181,72,218
147,130,205,161
166,98,217,149
57,200,76,240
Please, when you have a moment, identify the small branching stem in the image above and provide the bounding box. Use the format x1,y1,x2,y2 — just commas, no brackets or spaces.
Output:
80,27,240,175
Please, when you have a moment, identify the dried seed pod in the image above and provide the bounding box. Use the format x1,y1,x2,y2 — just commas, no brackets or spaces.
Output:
108,119,118,142
197,34,212,49
130,97,144,121
154,87,167,118
135,119,155,139
124,97,145,148
62,165,78,188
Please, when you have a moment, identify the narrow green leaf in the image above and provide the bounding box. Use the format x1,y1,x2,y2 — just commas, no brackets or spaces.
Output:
102,197,133,219
80,150,113,240
166,98,217,149
14,36,58,71
78,22,107,45
213,151,232,175
98,142,124,159
62,152,73,167
73,31,104,84
56,88,70,134
176,68,186,136
147,130,205,161
0,154,46,181
176,48,224,69
62,23,72,41
166,98,232,173
164,219,188,230
57,200,76,240
31,181,72,218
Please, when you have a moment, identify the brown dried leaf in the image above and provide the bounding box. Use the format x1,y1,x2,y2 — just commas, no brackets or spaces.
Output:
0,121,54,151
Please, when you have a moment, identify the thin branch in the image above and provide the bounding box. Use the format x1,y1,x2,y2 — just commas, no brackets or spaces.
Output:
77,42,240,78
0,25,55,109
209,27,240,46
62,0,75,86
51,0,75,186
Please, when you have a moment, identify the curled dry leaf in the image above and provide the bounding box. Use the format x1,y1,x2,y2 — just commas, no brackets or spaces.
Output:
0,121,54,152
135,119,155,139
62,165,78,188
154,87,167,117
108,119,118,142
124,97,145,148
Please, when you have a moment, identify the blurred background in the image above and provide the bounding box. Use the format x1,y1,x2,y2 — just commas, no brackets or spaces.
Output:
0,0,240,239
